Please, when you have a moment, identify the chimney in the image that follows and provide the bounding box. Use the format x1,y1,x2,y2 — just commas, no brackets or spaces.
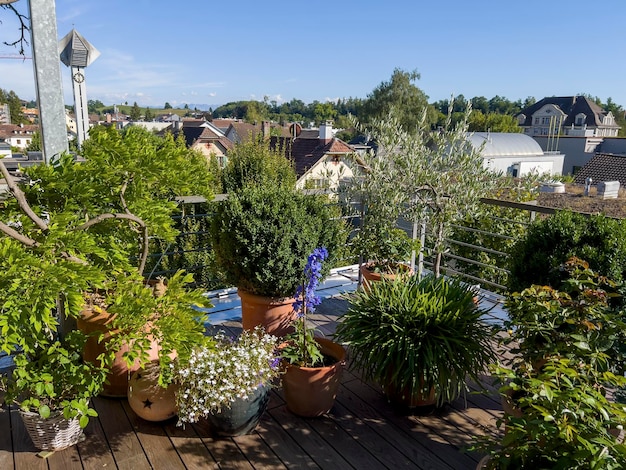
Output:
319,120,333,141
262,121,270,140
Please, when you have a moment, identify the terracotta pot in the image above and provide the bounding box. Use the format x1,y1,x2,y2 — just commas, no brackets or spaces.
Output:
282,337,345,417
501,388,523,419
237,289,296,337
359,263,412,293
77,307,161,397
383,379,437,408
206,384,269,436
127,361,178,422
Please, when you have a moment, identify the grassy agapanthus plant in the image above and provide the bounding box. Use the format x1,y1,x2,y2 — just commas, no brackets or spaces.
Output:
172,327,280,425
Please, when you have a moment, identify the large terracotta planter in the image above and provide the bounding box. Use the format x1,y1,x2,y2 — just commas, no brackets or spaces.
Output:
359,263,412,293
128,361,178,422
206,384,270,437
282,337,345,417
383,379,437,408
77,307,160,397
238,289,296,337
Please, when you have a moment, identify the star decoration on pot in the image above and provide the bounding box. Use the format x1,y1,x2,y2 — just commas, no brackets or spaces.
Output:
143,398,153,409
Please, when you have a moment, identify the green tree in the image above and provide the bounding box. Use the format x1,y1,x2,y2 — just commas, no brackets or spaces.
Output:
164,102,172,109
361,68,437,133
87,99,105,114
144,107,154,122
468,111,521,132
129,102,142,121
0,88,27,124
313,102,337,124
25,130,41,151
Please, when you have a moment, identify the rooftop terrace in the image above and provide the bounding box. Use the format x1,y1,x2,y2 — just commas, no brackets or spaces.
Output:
0,270,508,470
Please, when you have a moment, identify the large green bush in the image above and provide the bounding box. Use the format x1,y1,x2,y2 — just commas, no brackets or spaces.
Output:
221,138,296,192
210,185,345,297
508,211,626,292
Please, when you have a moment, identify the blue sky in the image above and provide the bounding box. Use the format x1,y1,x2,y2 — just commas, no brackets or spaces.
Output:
2,0,626,109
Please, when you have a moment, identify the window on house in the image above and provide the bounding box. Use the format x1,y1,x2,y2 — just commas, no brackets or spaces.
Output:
16,139,21,144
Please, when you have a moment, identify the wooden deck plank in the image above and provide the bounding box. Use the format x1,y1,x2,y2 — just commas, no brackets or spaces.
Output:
267,405,353,470
338,383,455,470
0,406,15,470
92,397,152,470
121,400,186,469
232,432,287,470
254,412,320,469
75,411,118,470
318,399,417,469
342,379,476,470
192,419,254,470
46,443,83,470
164,420,219,470
335,385,454,469
9,406,48,470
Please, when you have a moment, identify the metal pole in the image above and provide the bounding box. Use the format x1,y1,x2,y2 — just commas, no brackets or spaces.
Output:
29,0,68,163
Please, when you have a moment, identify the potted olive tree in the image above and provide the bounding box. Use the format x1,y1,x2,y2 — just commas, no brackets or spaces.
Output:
335,274,496,408
348,100,495,281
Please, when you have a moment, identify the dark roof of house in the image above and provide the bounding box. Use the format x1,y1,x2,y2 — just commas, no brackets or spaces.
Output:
271,135,355,178
517,96,618,128
0,124,39,139
574,153,626,186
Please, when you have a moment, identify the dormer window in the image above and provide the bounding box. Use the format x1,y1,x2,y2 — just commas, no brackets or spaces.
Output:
517,114,526,125
575,113,586,126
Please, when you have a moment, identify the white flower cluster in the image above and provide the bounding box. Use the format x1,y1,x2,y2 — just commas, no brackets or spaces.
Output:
173,327,279,424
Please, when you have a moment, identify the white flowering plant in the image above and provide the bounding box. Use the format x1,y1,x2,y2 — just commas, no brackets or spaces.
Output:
172,327,280,425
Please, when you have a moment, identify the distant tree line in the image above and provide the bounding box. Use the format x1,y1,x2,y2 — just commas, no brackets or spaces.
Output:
4,68,626,136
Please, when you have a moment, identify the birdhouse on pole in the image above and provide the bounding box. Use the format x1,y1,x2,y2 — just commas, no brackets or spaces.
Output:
59,29,100,148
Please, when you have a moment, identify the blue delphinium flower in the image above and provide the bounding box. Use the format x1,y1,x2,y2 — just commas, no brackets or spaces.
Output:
293,247,328,318
282,247,329,367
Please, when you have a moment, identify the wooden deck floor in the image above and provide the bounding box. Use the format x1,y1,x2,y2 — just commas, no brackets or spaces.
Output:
0,297,505,470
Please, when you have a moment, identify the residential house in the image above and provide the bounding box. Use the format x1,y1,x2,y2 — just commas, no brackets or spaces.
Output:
21,107,39,123
517,96,620,137
467,132,564,176
532,135,626,175
573,153,626,187
225,121,292,145
272,121,358,190
174,120,233,167
0,124,39,150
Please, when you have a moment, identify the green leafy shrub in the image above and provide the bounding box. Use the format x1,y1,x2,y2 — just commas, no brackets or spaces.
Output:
475,259,626,468
508,211,626,293
210,185,345,297
221,138,296,192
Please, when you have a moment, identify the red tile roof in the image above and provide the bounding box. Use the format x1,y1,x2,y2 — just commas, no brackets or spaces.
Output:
271,135,355,178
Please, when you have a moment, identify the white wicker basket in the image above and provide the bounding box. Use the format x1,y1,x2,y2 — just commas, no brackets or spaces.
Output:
19,409,83,451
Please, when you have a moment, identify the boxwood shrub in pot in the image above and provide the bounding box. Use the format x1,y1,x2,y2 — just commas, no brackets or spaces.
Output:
210,184,345,334
335,274,496,407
